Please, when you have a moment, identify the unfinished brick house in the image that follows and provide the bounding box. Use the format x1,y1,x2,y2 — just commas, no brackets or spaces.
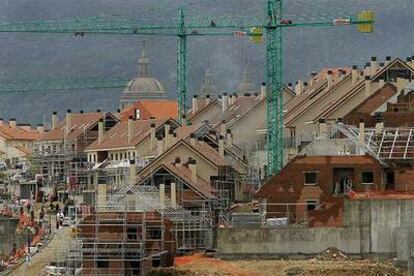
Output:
78,211,175,276
255,155,383,223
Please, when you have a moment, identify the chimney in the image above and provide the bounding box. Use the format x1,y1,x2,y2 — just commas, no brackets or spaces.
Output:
175,157,181,168
167,129,174,148
127,116,134,143
364,62,371,77
172,132,178,145
228,94,233,107
190,133,196,146
164,121,171,148
52,111,58,130
222,93,228,112
98,119,104,144
226,128,233,145
294,80,303,95
188,158,197,183
371,57,378,75
379,76,385,87
365,76,371,96
170,182,177,209
192,95,199,114
150,123,156,150
9,118,16,129
221,120,226,136
37,124,44,135
352,65,359,84
260,82,266,99
232,92,238,105
219,135,225,157
318,118,327,139
205,94,211,105
0,118,3,126
309,72,317,86
287,82,293,91
65,110,72,137
80,110,84,114
157,136,164,156
129,159,136,185
326,70,333,90
159,183,165,209
96,109,101,113
339,69,345,81
385,56,392,64
197,136,204,145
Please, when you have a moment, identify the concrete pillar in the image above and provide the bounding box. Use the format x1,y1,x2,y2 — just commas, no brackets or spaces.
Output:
52,111,58,130
358,119,365,143
375,122,384,135
171,182,177,209
190,133,196,146
365,76,371,96
221,120,226,136
159,183,165,210
167,129,174,148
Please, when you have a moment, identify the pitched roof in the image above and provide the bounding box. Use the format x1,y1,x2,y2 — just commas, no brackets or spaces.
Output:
15,145,32,156
86,118,171,151
40,112,113,141
348,83,397,114
0,124,40,141
284,68,352,126
162,163,215,199
189,99,220,120
120,100,178,121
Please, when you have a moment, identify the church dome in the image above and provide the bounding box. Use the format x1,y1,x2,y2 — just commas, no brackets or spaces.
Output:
120,42,167,109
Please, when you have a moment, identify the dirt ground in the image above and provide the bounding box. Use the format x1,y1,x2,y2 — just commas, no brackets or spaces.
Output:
172,253,406,276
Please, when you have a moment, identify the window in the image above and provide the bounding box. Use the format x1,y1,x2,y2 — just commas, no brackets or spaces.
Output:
304,172,317,185
306,200,317,211
127,227,138,240
362,171,374,184
97,259,109,268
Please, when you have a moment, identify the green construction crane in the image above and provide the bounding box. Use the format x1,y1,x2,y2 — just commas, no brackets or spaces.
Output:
0,0,374,176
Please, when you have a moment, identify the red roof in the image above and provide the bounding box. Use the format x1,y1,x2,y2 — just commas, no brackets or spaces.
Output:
0,124,40,141
120,100,178,121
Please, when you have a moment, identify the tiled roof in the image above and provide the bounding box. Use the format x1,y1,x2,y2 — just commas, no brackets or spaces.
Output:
40,112,110,141
120,100,178,121
284,68,352,126
86,118,170,151
189,99,220,120
0,124,40,141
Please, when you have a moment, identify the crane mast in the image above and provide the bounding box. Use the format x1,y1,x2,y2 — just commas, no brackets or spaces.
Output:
0,1,374,177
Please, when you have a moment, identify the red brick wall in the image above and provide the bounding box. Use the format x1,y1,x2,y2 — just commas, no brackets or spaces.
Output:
256,155,383,221
394,169,414,192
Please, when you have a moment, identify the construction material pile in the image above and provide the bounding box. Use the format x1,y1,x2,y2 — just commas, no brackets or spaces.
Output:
316,247,348,261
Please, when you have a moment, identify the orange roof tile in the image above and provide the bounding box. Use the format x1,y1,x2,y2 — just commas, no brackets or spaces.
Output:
86,118,171,151
120,100,178,121
40,112,113,141
0,124,40,141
